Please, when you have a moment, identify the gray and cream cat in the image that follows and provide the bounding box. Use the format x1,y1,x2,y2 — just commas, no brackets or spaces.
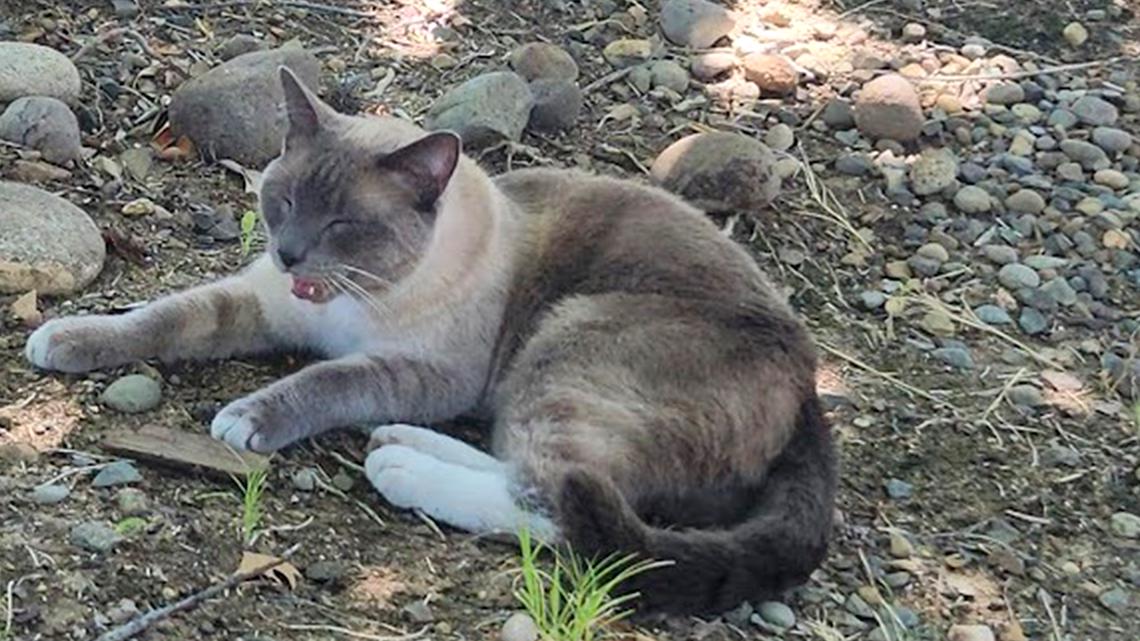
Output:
26,68,836,613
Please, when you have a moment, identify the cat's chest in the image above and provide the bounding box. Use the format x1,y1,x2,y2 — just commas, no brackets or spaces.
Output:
294,297,392,357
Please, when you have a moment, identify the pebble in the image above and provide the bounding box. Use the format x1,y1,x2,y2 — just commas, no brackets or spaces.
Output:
1098,587,1130,615
0,42,81,103
402,601,435,623
0,97,82,165
844,592,876,618
855,74,923,142
860,290,887,309
974,305,1013,325
690,51,737,81
649,60,690,93
32,483,71,504
765,123,795,152
1048,108,1079,129
999,264,1041,289
602,39,652,68
660,0,735,48
0,181,106,295
1062,22,1089,47
910,148,958,195
1070,95,1119,126
1091,126,1133,153
1056,161,1085,182
1110,512,1140,538
1041,277,1078,306
217,34,267,61
292,468,318,492
884,478,913,499
949,624,995,641
426,71,534,147
115,488,150,515
933,347,974,370
527,79,582,133
1094,169,1129,189
501,612,539,641
985,82,1025,105
1005,189,1046,214
70,521,122,553
901,22,926,42
822,98,856,129
756,601,796,629
650,131,779,212
1009,384,1045,407
741,53,798,95
982,245,1019,264
1018,308,1049,334
508,42,578,82
170,44,321,166
835,152,874,176
93,461,143,487
100,375,162,414
954,185,992,213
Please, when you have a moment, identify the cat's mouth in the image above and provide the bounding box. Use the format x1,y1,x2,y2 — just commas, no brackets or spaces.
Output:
290,276,334,303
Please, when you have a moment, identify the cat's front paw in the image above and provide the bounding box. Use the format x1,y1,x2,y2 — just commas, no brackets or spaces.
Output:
25,316,125,373
365,445,436,509
210,396,294,453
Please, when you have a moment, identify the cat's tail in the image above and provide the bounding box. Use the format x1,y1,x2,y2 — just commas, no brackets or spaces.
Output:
557,395,837,614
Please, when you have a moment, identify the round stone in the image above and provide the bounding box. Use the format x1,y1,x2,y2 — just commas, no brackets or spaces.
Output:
0,97,82,165
954,185,992,213
910,148,958,196
100,375,162,414
1071,95,1119,126
1111,512,1140,538
527,79,581,132
756,601,796,629
690,51,737,81
764,123,795,151
1018,307,1049,334
501,612,539,641
1094,168,1129,189
661,0,736,49
741,53,798,95
1006,189,1046,214
1062,22,1089,47
0,42,81,103
32,483,71,504
602,39,652,68
0,181,105,295
508,42,578,82
426,71,534,147
985,81,1024,105
93,461,143,487
1091,126,1133,153
650,131,780,212
649,60,690,93
998,263,1041,289
854,74,923,142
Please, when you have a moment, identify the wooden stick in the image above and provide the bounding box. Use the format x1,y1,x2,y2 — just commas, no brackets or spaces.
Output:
156,0,373,18
94,544,301,641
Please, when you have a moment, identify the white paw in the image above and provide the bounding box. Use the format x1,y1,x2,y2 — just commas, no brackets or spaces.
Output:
368,423,501,471
25,316,118,373
365,445,436,509
210,396,285,453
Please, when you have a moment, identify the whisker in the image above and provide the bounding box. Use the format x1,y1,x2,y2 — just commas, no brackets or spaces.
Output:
331,273,391,317
338,264,396,288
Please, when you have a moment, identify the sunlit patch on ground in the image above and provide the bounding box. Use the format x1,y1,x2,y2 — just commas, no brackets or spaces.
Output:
0,380,83,451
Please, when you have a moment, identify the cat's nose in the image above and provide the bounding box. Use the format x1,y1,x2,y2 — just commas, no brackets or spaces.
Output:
277,247,303,268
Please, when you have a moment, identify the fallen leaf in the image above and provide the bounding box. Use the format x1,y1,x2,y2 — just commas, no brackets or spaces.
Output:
218,159,264,195
151,124,196,161
103,229,150,265
236,551,301,590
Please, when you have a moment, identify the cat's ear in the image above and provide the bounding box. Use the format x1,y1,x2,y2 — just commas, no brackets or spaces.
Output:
279,66,326,139
378,131,462,209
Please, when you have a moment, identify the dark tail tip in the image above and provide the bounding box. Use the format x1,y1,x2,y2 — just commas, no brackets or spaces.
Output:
558,468,646,557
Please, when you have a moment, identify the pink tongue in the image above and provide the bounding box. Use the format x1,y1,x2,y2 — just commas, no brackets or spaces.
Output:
291,277,322,300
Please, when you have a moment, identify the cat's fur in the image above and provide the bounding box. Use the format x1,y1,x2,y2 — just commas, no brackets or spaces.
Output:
25,68,836,613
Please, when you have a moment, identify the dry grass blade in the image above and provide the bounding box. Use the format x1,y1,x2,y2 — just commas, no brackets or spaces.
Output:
981,368,1027,421
909,293,1060,368
282,624,429,641
817,341,952,408
796,144,873,252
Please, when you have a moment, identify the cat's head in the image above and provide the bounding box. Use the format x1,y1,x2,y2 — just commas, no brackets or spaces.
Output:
259,67,462,304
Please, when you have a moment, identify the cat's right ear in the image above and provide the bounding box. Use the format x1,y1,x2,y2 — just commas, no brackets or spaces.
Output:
279,66,325,140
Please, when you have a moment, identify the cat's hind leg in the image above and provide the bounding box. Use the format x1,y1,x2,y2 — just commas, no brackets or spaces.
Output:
367,424,501,471
365,444,557,541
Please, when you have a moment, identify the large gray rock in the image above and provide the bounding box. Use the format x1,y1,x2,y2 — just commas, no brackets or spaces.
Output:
169,44,320,167
0,97,82,165
650,131,780,213
527,79,581,132
425,71,533,148
508,43,578,82
661,0,736,49
0,42,81,103
0,181,104,295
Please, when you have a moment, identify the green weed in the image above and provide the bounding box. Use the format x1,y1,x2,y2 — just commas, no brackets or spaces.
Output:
240,209,259,257
232,466,269,545
513,527,671,641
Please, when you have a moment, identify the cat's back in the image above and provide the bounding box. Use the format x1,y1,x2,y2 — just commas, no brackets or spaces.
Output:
495,167,782,307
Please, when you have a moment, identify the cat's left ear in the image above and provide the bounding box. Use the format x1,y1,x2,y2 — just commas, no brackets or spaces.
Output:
378,131,462,210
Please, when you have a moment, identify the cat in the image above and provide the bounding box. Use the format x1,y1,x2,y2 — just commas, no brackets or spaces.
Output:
25,67,837,614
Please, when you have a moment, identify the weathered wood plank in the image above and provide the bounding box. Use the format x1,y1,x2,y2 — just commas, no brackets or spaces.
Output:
102,425,269,478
